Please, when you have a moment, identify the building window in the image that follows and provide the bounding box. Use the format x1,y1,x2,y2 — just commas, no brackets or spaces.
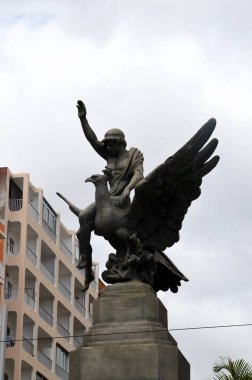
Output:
56,344,69,373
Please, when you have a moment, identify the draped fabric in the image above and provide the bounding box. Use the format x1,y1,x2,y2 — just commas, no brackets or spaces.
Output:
109,147,144,196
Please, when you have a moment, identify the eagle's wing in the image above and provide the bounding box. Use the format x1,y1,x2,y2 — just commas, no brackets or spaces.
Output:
131,118,219,251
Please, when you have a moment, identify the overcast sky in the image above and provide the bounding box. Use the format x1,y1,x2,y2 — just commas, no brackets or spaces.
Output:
1,1,252,378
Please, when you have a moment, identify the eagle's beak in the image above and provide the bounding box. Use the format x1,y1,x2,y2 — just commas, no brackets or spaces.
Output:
85,177,93,183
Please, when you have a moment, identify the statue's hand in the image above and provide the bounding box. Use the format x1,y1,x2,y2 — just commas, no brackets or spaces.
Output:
118,187,130,208
76,100,87,119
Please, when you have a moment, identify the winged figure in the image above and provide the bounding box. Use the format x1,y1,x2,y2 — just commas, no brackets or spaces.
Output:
57,101,219,292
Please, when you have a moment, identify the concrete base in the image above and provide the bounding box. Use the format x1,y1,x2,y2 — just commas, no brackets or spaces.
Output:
70,282,190,380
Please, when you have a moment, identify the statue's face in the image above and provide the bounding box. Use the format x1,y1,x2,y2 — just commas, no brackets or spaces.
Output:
106,141,123,156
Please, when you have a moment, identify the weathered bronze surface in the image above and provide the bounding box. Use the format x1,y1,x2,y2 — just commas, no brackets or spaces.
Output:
57,100,219,292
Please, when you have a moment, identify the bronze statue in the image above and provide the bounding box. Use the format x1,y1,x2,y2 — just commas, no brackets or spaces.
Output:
58,100,219,292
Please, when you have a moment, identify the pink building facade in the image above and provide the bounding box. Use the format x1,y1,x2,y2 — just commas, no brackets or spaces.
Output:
0,168,99,380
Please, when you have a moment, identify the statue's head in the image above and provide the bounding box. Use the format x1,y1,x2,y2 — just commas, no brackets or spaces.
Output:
101,129,127,155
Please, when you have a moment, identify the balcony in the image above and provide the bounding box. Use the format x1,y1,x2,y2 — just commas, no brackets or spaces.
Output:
24,289,35,309
88,313,93,324
60,240,72,261
5,288,18,300
73,335,84,348
42,198,57,243
59,280,71,301
74,278,86,316
28,201,39,222
7,221,21,260
6,335,16,348
57,302,71,346
41,241,56,285
39,306,53,327
73,317,85,348
26,246,37,265
74,299,86,316
37,350,52,370
9,198,23,211
4,358,14,379
23,314,35,360
42,220,56,243
7,242,19,256
88,294,94,323
21,361,33,380
57,321,70,342
25,269,36,312
40,262,55,284
89,279,97,291
55,364,69,380
23,336,34,355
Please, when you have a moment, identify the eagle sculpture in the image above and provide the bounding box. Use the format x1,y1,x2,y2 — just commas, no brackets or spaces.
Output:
58,117,219,293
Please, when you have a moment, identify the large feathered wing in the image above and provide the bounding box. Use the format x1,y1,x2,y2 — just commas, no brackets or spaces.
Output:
131,118,219,251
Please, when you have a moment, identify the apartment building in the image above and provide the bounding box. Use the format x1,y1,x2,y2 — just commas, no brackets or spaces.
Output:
0,221,6,378
0,167,100,380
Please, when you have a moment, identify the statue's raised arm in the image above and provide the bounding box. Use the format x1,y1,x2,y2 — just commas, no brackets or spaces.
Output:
77,100,108,160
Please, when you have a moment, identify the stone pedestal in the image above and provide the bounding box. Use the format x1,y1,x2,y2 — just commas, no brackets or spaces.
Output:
70,281,190,380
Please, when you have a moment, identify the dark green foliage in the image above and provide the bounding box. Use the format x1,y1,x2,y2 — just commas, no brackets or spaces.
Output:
211,357,252,380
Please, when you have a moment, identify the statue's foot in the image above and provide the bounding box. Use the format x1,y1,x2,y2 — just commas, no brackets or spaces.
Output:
81,273,95,292
102,268,123,283
105,253,117,269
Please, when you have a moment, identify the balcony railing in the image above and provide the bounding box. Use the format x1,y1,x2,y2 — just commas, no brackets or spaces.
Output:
57,321,70,341
5,288,18,300
73,335,84,348
23,336,34,355
26,245,37,265
59,280,71,301
60,240,72,261
28,201,39,222
6,335,16,348
88,313,93,324
37,350,52,370
42,220,56,243
7,243,19,256
55,364,69,380
89,279,97,291
9,198,23,211
39,305,54,327
25,289,35,309
40,262,55,284
74,299,86,316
